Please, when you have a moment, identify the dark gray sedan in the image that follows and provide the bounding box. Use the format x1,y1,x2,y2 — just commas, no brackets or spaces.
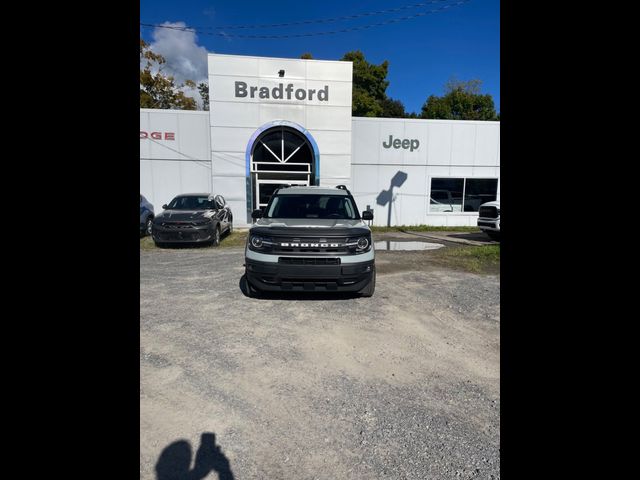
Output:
151,193,233,247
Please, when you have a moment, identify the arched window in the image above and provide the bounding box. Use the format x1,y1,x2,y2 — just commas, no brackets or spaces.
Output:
250,126,316,209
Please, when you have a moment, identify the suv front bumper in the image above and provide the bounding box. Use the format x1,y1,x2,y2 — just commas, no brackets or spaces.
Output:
245,258,374,292
477,218,500,232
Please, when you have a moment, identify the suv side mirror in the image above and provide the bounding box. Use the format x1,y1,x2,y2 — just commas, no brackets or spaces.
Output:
162,204,168,210
362,210,373,220
251,209,263,219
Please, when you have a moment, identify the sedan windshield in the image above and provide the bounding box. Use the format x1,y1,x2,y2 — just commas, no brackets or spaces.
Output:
265,195,359,219
167,196,213,210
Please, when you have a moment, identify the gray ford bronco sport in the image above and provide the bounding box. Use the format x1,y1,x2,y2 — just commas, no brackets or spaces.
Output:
244,185,375,297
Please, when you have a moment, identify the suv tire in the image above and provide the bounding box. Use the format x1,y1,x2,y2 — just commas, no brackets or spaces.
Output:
242,274,261,298
360,267,376,297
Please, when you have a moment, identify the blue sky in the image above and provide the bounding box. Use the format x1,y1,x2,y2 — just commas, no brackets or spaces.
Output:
140,0,500,114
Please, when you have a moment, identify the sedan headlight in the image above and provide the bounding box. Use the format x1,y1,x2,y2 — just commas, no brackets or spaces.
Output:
193,219,212,226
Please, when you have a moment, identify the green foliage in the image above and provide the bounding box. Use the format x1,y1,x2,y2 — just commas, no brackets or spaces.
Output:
300,52,314,59
342,50,391,117
381,97,406,118
431,244,500,274
421,78,498,121
140,39,197,110
198,82,209,111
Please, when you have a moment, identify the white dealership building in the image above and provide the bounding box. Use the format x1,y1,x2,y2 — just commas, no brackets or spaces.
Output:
140,53,500,227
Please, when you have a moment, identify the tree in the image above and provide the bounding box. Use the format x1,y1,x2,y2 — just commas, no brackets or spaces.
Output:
140,38,197,110
381,97,406,118
300,52,314,59
198,82,209,111
421,78,498,120
341,50,390,117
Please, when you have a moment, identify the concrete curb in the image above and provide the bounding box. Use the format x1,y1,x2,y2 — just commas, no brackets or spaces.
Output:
400,230,498,246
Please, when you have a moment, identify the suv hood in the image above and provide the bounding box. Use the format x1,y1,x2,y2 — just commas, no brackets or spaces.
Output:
156,210,215,221
255,218,368,229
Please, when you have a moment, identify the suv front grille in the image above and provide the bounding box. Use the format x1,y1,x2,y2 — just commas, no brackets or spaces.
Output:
478,206,499,218
265,236,354,254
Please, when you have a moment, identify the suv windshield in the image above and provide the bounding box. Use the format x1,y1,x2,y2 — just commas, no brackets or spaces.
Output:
167,196,213,210
265,194,359,219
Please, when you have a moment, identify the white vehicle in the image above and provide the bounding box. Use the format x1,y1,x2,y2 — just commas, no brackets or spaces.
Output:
429,189,463,212
244,185,375,297
477,201,500,240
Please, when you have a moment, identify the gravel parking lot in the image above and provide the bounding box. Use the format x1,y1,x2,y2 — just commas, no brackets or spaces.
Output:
140,243,500,479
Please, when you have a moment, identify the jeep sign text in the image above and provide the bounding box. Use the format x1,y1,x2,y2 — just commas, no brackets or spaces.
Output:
140,131,175,140
235,81,329,102
382,135,419,152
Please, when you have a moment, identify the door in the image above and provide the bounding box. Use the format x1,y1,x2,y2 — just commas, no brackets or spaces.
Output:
250,126,315,212
214,195,228,230
255,180,309,210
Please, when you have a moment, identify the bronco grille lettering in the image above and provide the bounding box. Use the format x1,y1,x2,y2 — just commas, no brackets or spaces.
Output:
280,242,340,247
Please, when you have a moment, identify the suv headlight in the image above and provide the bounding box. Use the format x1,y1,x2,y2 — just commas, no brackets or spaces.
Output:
250,235,263,248
356,237,370,250
350,235,372,253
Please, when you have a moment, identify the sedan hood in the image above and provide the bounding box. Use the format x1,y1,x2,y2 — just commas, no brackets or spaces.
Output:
156,210,215,221
255,218,368,229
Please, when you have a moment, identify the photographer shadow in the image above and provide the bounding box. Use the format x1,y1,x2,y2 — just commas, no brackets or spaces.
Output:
155,433,234,480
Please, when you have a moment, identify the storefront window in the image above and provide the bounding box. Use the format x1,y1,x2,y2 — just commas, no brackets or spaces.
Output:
463,178,498,212
429,177,498,213
430,178,464,212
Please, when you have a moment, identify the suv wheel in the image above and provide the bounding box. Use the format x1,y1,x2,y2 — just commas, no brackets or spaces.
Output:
360,267,376,297
145,217,153,236
242,274,261,298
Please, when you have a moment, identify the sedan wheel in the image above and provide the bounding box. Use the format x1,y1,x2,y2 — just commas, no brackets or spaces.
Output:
212,226,221,247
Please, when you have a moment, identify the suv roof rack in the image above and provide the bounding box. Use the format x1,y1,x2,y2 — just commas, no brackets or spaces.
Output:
336,185,351,194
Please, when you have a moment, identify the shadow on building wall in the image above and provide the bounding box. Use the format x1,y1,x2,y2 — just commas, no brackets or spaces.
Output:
155,432,234,480
376,171,408,227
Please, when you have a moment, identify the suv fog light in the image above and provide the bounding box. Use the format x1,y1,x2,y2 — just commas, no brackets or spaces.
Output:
357,237,369,250
251,236,263,248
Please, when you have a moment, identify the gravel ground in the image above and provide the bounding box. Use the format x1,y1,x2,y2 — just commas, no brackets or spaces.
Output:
140,245,500,480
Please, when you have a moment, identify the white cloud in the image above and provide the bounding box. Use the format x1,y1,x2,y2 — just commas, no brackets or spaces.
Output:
145,22,210,109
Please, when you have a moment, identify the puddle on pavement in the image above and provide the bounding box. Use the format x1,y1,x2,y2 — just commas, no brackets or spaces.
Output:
374,240,445,251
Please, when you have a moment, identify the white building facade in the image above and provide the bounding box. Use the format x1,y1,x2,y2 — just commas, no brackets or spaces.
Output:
140,53,499,227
